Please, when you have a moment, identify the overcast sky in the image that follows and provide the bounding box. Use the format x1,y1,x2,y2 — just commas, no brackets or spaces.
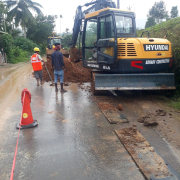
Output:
37,0,180,33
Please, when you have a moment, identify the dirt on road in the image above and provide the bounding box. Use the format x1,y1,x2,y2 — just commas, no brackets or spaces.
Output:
42,57,91,83
94,91,180,165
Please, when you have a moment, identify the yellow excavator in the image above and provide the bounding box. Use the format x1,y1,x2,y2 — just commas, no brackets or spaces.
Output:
46,33,70,59
46,33,62,59
69,0,175,93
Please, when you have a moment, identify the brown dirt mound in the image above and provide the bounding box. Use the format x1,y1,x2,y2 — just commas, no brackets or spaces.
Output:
69,47,82,62
137,109,166,126
42,57,91,83
138,114,159,126
117,104,123,111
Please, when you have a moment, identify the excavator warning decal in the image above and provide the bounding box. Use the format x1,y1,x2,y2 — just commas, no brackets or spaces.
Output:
131,61,143,69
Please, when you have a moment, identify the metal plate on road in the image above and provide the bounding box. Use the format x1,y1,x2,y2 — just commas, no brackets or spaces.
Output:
97,102,128,124
115,128,179,180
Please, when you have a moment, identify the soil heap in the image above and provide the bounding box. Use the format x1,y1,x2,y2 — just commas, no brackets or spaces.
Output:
69,47,82,62
42,56,91,83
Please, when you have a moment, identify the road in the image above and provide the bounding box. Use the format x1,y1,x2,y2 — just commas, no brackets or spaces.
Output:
0,62,180,180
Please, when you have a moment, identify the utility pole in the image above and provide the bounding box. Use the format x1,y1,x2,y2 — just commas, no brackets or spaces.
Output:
117,0,120,9
60,15,62,35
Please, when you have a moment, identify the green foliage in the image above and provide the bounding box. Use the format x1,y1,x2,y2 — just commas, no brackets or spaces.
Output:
64,46,70,51
12,46,29,63
4,0,42,31
171,6,178,18
13,37,38,54
169,98,180,110
145,17,156,28
26,14,57,55
148,1,168,23
11,29,22,38
3,34,30,63
0,1,7,31
2,34,13,62
61,34,72,48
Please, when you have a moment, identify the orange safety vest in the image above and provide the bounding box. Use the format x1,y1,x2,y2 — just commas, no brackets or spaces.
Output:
31,54,42,71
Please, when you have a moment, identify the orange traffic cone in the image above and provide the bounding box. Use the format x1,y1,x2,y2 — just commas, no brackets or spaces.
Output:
16,89,38,129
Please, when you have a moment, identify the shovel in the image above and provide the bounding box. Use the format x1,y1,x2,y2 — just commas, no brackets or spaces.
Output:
44,63,54,86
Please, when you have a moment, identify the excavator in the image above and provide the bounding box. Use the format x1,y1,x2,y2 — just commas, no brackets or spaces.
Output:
69,0,175,93
46,33,62,59
46,33,69,59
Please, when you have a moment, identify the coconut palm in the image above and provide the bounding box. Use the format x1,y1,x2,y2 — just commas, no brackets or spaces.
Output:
4,0,43,36
0,1,7,31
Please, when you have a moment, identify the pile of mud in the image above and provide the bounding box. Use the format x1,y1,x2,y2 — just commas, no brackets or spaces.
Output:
137,109,166,126
69,47,82,62
42,57,91,83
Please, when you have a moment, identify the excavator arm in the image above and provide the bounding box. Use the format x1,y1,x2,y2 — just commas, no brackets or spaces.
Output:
69,0,116,47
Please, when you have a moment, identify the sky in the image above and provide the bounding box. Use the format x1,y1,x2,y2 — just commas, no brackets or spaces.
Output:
37,0,180,34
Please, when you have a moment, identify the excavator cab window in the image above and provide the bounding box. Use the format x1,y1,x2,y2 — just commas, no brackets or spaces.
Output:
84,18,97,62
96,14,117,65
48,38,61,49
115,15,133,35
99,15,114,39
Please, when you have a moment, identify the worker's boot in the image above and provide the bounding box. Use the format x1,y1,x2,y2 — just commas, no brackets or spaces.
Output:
55,83,58,92
61,83,67,92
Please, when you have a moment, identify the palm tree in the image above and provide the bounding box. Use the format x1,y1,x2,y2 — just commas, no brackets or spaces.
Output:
0,1,7,32
4,0,43,36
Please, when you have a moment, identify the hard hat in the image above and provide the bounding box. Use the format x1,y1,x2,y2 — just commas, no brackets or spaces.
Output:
34,47,40,52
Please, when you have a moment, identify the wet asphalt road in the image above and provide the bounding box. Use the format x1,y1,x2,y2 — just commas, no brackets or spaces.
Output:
0,77,145,180
0,64,180,180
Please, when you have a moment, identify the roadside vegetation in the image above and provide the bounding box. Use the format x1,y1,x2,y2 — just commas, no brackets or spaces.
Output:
137,1,180,108
0,0,57,63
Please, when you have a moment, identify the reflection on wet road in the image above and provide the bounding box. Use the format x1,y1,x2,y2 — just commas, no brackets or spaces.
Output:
0,76,144,180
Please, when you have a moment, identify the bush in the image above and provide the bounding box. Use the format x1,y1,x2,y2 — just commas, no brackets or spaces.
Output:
3,34,30,63
13,37,39,55
3,34,14,63
12,47,29,63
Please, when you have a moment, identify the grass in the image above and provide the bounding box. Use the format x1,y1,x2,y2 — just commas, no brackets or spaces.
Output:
169,98,180,110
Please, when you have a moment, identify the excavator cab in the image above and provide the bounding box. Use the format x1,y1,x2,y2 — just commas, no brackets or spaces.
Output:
82,8,136,67
46,36,62,58
70,2,175,91
47,37,61,49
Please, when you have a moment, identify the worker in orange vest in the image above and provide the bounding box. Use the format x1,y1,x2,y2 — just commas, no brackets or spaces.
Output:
31,47,44,86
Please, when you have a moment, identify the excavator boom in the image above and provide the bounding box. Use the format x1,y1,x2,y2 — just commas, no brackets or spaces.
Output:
69,0,116,47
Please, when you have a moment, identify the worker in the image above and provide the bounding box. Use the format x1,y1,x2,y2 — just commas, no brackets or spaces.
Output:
31,47,44,86
51,43,67,93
